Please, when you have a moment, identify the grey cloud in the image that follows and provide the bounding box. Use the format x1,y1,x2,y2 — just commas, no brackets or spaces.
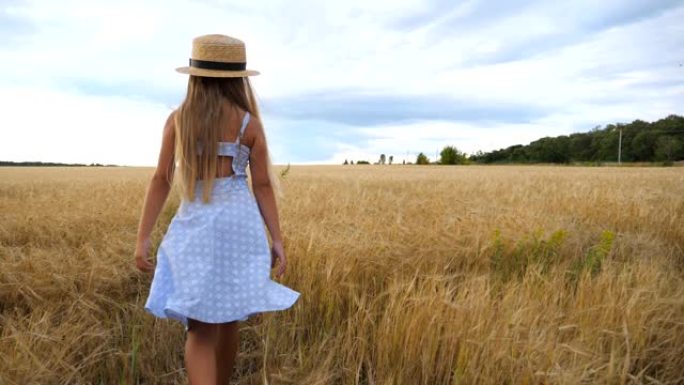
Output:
262,89,545,126
63,77,183,106
0,3,35,45
387,0,473,31
576,1,684,30
388,0,539,32
390,0,684,66
58,75,546,127
393,0,683,33
471,3,683,66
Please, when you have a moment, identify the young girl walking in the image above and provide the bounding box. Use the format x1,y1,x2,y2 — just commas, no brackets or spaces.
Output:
134,34,300,385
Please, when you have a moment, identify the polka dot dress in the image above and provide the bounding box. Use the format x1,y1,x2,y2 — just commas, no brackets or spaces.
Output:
144,112,300,328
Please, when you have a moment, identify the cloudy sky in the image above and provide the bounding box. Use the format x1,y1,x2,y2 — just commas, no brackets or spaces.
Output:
1,0,683,166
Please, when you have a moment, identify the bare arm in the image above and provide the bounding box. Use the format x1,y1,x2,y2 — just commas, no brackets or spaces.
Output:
134,111,176,272
248,117,286,277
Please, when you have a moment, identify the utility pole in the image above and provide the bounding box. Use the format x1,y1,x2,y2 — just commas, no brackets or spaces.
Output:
618,127,622,165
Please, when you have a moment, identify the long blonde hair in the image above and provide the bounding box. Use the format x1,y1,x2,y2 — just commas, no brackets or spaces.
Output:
174,75,279,203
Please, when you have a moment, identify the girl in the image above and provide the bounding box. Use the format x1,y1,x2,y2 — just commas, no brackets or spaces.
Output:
134,34,300,385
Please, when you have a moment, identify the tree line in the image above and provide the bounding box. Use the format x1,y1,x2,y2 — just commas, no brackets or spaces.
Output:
469,115,684,164
344,114,684,165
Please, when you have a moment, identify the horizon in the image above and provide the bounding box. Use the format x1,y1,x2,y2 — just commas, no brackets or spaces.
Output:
3,113,680,167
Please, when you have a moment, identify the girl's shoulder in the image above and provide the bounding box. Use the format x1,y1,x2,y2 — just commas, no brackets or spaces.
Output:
240,111,264,146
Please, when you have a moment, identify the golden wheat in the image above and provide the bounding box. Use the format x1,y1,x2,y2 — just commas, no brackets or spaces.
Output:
1,165,683,384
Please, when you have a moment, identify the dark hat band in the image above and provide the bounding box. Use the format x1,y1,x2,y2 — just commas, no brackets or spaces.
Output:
189,58,247,71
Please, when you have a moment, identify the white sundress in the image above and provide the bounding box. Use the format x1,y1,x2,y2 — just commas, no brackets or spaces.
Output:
144,111,300,328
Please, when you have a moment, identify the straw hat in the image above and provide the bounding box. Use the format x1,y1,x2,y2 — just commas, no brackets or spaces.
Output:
176,34,260,77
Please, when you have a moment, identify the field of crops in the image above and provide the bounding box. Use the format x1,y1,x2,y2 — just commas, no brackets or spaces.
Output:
1,165,683,384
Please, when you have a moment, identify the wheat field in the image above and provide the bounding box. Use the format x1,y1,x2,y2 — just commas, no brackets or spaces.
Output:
1,165,683,385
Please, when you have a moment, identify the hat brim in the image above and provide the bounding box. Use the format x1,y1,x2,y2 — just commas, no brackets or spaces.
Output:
175,66,260,77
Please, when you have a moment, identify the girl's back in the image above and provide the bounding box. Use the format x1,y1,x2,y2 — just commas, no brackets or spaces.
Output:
200,104,252,181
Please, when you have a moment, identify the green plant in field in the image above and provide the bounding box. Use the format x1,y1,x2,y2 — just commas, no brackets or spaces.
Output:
490,228,506,278
280,162,291,178
568,230,615,286
489,228,567,282
119,325,141,385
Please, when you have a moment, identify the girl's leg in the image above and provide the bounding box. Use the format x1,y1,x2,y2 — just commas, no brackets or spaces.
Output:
185,318,219,385
216,321,240,385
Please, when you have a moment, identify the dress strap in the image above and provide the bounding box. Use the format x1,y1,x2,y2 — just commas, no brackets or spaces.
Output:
234,111,250,151
232,111,250,179
239,111,250,139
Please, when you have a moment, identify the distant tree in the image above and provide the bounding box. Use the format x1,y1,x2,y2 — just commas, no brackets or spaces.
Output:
357,160,370,165
416,152,430,165
569,133,593,161
439,145,467,165
655,136,682,162
402,159,405,165
468,150,485,162
379,154,386,165
632,131,658,161
343,159,348,165
510,145,528,162
526,136,570,163
350,160,354,165
388,155,393,165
